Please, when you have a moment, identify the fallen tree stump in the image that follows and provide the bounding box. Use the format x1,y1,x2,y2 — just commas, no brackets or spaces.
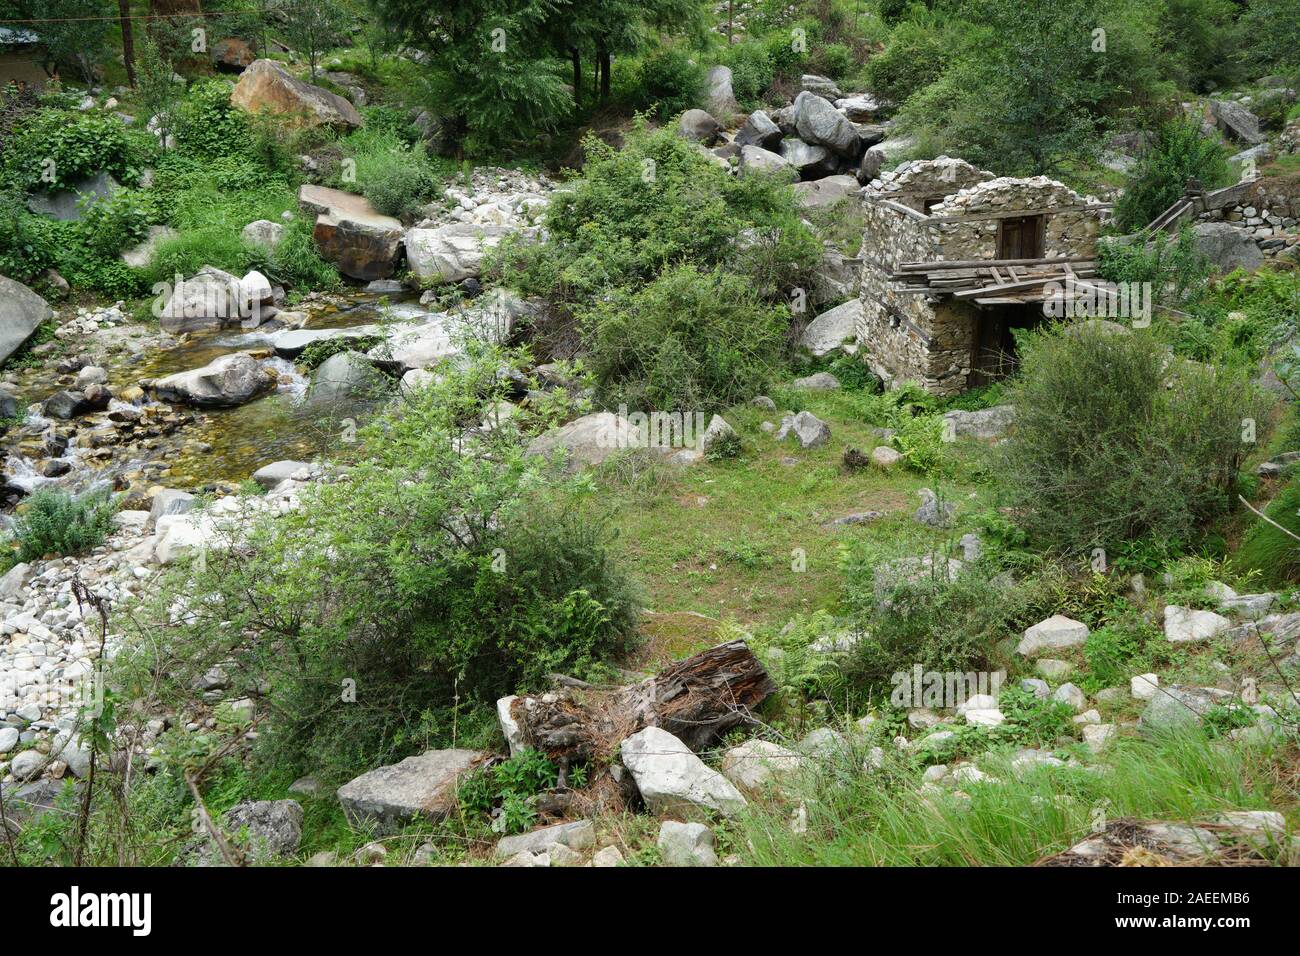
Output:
510,640,776,764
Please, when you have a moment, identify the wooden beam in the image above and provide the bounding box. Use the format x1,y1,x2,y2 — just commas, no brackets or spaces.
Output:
898,255,1096,272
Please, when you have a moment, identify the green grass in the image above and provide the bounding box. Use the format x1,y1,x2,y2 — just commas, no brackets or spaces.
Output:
733,729,1298,866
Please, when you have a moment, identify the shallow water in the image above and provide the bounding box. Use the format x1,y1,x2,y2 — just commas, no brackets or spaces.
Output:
5,291,419,494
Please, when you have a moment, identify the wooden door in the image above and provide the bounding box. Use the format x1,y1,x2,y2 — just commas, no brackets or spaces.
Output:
997,215,1045,260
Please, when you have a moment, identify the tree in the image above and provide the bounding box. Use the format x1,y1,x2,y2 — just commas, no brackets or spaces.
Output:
119,0,137,87
272,0,350,79
0,0,116,84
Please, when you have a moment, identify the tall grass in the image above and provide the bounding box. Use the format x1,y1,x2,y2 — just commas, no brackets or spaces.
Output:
735,730,1296,866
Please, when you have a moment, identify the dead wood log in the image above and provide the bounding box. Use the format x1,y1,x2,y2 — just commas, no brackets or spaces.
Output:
511,640,776,763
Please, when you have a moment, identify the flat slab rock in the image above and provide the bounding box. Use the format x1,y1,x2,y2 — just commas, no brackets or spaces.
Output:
336,748,482,830
619,726,747,817
494,819,594,859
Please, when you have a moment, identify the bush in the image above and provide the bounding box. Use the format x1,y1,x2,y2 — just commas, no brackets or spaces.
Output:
0,189,61,280
172,80,250,158
1113,120,1230,232
720,40,776,106
495,121,819,305
841,568,1030,702
0,108,154,193
581,263,789,413
9,488,117,562
75,188,155,258
116,345,640,779
333,127,441,218
633,47,706,119
863,15,954,106
1000,322,1269,554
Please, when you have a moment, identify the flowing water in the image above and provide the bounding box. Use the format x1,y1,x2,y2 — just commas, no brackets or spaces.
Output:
3,291,424,498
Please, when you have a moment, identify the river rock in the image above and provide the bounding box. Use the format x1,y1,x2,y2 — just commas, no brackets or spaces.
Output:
1209,98,1264,145
619,726,747,816
42,387,110,420
494,820,594,859
307,350,386,406
678,108,723,146
0,276,51,366
792,174,859,207
1164,605,1231,643
120,225,178,269
527,411,646,471
779,137,838,178
25,172,118,222
1192,222,1263,274
241,219,285,250
336,748,482,830
719,739,803,792
148,488,196,527
151,352,276,408
251,460,311,490
405,223,533,284
775,410,831,448
299,185,404,281
943,405,1015,440
705,65,739,119
231,59,363,129
157,266,244,333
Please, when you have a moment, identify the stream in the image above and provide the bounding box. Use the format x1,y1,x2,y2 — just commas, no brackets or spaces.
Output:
2,290,425,505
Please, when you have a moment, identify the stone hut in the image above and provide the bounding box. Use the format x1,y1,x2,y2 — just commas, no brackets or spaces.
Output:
856,157,1108,395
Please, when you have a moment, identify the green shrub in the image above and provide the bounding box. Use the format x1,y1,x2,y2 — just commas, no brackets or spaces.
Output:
172,79,250,158
582,263,788,413
863,15,953,105
633,47,706,119
0,189,61,280
720,40,776,106
334,127,441,218
10,488,117,562
1113,120,1231,232
116,345,640,779
297,334,386,370
457,749,560,834
495,121,819,305
75,188,155,258
841,568,1031,702
0,108,155,192
1000,322,1269,554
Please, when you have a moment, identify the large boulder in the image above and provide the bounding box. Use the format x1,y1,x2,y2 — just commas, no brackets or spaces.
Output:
801,299,861,356
42,387,110,420
336,748,482,830
494,820,594,859
657,820,718,866
791,174,859,209
211,800,302,863
735,110,782,150
1164,605,1231,643
298,184,403,281
271,323,387,360
212,37,255,72
25,172,118,222
151,352,277,408
619,726,747,816
0,275,52,366
775,410,832,449
779,137,839,179
241,219,284,250
677,108,723,146
793,91,861,158
1192,222,1263,274
230,59,363,129
1139,685,1231,734
307,350,386,406
738,144,798,182
705,65,740,120
719,739,804,792
942,404,1015,440
1208,99,1264,145
405,223,536,283
527,411,646,471
156,265,244,334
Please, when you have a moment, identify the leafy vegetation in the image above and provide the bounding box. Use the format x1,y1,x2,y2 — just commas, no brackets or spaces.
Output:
8,488,117,562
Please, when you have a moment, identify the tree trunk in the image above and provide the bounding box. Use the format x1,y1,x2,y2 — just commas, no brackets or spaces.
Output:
119,0,137,88
510,640,776,763
570,47,582,110
598,44,610,101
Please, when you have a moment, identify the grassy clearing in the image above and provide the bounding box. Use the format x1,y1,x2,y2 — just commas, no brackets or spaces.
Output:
592,389,984,631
